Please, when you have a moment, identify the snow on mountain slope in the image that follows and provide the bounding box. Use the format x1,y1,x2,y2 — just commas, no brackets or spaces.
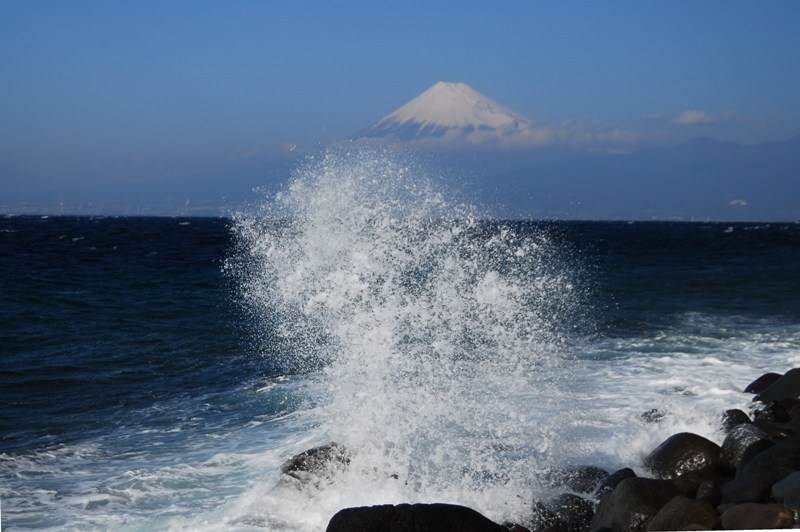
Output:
376,81,525,130
357,82,547,148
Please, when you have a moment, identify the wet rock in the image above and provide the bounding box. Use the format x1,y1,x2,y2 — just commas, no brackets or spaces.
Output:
672,468,719,498
781,498,800,525
595,467,637,498
752,400,792,423
696,480,722,506
720,409,750,433
720,502,794,530
591,477,680,532
716,503,735,516
280,442,350,485
545,465,609,494
641,409,667,423
643,432,721,479
787,400,800,419
736,438,774,470
720,423,770,471
644,495,718,531
752,418,796,440
756,368,800,404
744,372,782,394
545,493,595,532
773,471,800,500
721,433,800,503
326,503,508,532
530,501,559,531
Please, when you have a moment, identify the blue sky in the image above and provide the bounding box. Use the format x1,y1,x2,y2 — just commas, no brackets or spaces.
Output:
2,1,799,214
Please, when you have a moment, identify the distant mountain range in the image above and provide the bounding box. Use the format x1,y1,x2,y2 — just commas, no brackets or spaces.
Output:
354,82,800,221
473,134,800,220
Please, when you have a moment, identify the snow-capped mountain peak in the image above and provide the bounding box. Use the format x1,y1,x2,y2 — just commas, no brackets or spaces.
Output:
377,81,525,130
357,81,536,147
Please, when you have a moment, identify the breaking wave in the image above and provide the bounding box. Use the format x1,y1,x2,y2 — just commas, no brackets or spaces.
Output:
227,145,582,526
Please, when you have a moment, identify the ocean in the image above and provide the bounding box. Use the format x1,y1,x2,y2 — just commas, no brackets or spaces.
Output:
2,148,800,530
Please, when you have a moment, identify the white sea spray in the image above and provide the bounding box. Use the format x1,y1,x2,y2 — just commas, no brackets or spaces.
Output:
227,145,581,527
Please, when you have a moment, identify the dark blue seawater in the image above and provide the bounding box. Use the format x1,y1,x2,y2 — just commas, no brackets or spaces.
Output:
545,221,800,330
2,217,252,452
1,214,799,530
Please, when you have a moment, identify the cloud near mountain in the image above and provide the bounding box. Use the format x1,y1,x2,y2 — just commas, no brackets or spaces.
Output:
645,109,738,127
673,110,715,125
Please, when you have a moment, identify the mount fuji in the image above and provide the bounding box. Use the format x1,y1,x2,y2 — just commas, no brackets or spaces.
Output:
356,81,546,148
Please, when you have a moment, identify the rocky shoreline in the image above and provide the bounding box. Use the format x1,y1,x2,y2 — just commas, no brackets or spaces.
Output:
284,368,800,531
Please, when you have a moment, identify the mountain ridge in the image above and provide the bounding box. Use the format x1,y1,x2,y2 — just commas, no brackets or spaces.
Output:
475,134,800,220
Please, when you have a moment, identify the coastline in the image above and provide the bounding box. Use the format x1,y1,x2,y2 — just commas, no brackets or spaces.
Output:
283,368,800,531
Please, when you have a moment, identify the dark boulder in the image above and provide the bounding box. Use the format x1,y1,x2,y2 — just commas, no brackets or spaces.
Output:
595,468,637,498
544,465,609,494
643,495,717,531
672,468,719,498
720,502,795,529
787,400,800,419
773,472,800,521
720,423,770,471
280,442,350,485
756,368,800,403
590,477,680,532
695,480,722,506
753,401,793,424
744,372,782,394
530,501,559,531
545,493,595,532
752,417,796,440
736,438,775,470
720,409,750,433
641,409,667,423
326,503,508,532
721,433,800,503
643,432,721,479
773,471,800,500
